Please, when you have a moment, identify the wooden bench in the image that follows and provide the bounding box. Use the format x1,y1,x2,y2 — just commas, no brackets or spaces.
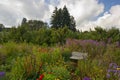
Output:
70,52,88,60
70,52,88,68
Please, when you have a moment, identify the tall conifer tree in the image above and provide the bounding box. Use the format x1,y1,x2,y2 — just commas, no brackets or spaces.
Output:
51,6,76,31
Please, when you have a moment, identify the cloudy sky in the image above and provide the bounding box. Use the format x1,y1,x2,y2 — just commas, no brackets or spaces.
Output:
0,0,120,31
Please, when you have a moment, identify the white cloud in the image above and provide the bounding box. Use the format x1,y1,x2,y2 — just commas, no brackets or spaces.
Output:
83,5,120,31
59,0,104,21
0,0,50,27
19,0,49,20
0,0,120,31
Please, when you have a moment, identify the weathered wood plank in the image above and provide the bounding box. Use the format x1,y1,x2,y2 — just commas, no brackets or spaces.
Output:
70,52,88,60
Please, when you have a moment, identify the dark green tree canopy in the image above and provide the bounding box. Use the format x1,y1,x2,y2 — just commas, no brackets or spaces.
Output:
21,18,48,30
51,6,76,31
27,20,48,30
21,17,27,25
0,24,5,31
62,6,71,27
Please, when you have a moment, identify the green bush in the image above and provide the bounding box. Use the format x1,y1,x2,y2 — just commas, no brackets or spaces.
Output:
34,47,64,65
43,65,71,80
43,74,57,80
77,60,106,79
61,48,71,62
0,42,33,65
10,55,39,80
103,44,120,65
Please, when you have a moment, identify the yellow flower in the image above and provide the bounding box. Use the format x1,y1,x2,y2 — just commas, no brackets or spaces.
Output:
116,68,120,70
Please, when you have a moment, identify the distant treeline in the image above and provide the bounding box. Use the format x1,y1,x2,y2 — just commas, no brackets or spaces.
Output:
0,20,120,46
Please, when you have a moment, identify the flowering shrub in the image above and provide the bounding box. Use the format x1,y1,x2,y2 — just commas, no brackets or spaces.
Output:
66,39,106,58
106,63,120,79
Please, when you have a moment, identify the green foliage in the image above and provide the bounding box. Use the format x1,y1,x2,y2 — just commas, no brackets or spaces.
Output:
0,41,120,80
0,42,20,65
61,48,71,62
77,60,106,79
37,48,63,65
43,74,57,80
10,55,38,80
78,27,120,43
21,17,27,25
51,66,71,80
44,65,71,80
0,24,5,31
0,42,33,77
9,46,68,80
62,6,71,27
103,44,120,65
107,27,120,42
21,18,48,30
10,57,25,80
0,31,9,43
34,28,51,45
0,24,120,45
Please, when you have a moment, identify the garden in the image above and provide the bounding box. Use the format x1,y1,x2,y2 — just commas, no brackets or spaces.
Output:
0,4,120,80
0,38,120,80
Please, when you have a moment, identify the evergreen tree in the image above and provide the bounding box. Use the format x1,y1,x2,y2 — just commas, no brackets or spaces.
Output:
70,16,76,31
51,7,59,28
62,6,71,27
21,17,27,25
51,6,76,31
57,8,63,28
0,24,5,31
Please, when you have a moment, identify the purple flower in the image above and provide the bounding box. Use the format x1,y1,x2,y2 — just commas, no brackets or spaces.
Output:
115,41,120,47
106,73,110,78
107,63,120,78
83,77,91,80
107,69,112,73
109,63,117,69
0,72,5,77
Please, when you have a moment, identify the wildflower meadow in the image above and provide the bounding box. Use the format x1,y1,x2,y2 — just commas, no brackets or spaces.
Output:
0,38,120,80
